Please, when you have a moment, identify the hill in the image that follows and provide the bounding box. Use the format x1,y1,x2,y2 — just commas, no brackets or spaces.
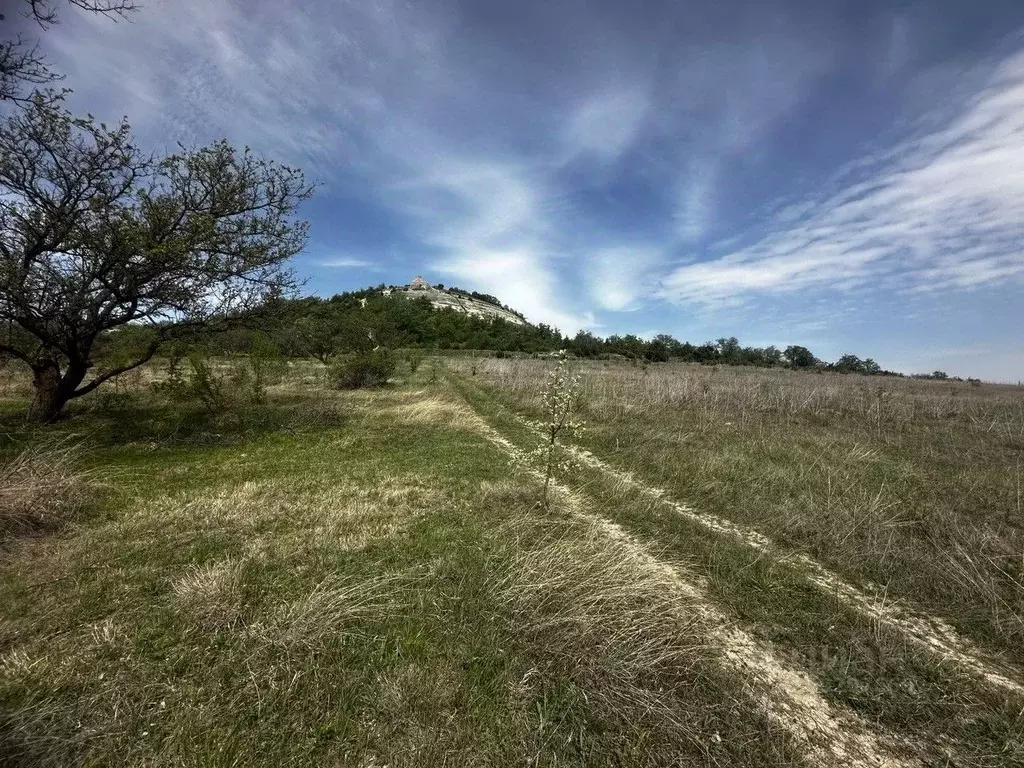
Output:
181,278,962,379
386,277,527,326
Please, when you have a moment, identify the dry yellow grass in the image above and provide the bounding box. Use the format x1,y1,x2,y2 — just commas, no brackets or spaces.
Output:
248,575,404,651
172,558,251,630
458,356,1024,660
0,439,95,537
129,478,441,559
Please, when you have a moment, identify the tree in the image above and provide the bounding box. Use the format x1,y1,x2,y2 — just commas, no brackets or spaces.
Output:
784,345,817,369
0,96,313,421
2,0,138,103
568,330,602,358
833,354,865,374
694,342,719,363
292,306,343,364
716,336,741,363
644,336,670,362
652,333,684,358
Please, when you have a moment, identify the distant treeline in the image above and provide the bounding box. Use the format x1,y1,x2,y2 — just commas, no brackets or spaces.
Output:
159,288,964,380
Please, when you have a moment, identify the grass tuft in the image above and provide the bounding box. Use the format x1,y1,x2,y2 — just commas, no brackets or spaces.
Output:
0,439,95,538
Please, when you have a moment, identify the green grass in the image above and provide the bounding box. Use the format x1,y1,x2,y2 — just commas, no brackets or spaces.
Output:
457,358,1024,661
453,358,1024,766
0,363,806,767
4,355,1022,765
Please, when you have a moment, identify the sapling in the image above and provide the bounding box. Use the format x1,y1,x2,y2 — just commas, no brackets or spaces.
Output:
521,353,585,506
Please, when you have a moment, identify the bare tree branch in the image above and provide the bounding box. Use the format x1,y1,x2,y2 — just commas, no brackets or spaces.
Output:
2,0,139,102
26,0,138,28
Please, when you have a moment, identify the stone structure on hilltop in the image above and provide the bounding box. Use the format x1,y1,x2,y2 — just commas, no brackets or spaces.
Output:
409,275,430,290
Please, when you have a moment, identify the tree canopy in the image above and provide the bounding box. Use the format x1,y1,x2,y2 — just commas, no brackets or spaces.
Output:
0,96,313,420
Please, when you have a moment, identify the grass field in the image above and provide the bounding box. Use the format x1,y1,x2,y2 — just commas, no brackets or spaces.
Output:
1,355,1022,766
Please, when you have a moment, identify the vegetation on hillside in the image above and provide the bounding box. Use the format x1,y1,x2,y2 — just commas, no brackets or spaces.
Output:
166,288,965,382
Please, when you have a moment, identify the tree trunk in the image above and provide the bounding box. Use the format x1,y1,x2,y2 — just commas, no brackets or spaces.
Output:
27,361,87,423
28,362,64,423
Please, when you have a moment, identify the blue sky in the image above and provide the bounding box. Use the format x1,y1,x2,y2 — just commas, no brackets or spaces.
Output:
35,0,1024,379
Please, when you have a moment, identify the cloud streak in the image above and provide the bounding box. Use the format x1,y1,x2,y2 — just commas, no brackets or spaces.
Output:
661,49,1024,307
318,257,378,269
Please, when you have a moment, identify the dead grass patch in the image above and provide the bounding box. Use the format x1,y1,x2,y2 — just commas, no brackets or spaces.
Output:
133,478,441,558
249,575,403,651
460,357,1024,667
172,558,252,630
488,514,728,757
0,440,95,538
384,394,485,432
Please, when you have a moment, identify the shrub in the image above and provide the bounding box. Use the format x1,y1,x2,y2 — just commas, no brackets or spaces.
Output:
404,349,424,375
248,334,288,402
188,353,232,415
514,354,585,506
331,349,396,389
0,440,94,538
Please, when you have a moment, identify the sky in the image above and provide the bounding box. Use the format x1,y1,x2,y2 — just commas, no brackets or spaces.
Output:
18,0,1024,379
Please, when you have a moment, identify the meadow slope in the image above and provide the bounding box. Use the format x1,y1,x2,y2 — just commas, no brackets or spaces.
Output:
0,357,1021,766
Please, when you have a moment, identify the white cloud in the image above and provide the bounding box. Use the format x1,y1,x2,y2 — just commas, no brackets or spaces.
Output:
672,30,835,155
388,155,592,331
563,87,650,162
318,257,377,269
676,159,718,241
404,160,544,248
585,247,663,312
48,0,598,330
45,0,1022,362
49,0,448,166
661,48,1024,307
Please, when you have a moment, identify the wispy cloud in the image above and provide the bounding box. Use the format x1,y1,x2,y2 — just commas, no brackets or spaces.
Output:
661,48,1024,307
388,157,594,329
563,87,650,163
318,257,378,269
675,159,718,242
585,247,664,312
49,0,448,166
436,249,594,332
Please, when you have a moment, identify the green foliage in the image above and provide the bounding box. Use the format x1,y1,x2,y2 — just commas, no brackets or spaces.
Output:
247,334,287,403
207,287,946,379
151,343,190,400
404,348,424,375
784,345,818,369
0,95,312,421
187,354,232,416
169,348,287,418
833,354,866,373
331,349,396,389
